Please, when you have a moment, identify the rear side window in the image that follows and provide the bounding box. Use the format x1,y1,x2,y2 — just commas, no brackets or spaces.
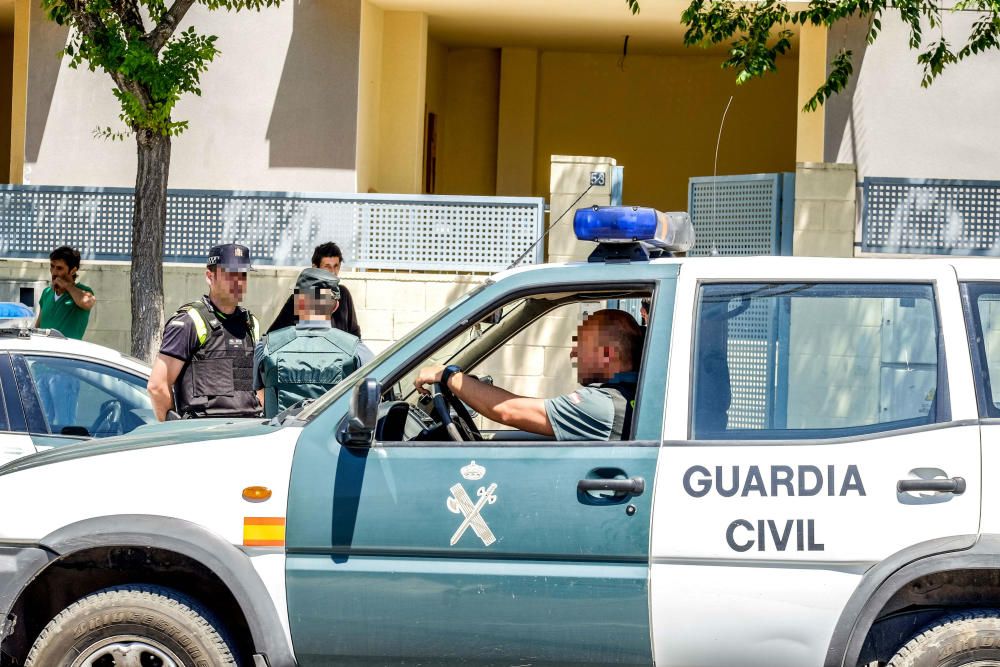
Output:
962,282,1000,418
692,283,941,440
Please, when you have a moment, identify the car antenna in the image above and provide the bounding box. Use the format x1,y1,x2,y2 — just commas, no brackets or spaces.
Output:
506,184,594,271
711,95,734,257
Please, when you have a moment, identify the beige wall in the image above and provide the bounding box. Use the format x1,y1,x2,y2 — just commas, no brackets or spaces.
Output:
376,11,428,194
533,51,799,211
548,154,615,263
0,259,485,357
825,14,1000,180
792,162,857,257
496,48,539,197
796,23,827,163
436,48,500,196
1,32,12,183
7,0,27,184
428,48,798,205
23,0,361,191
355,0,384,195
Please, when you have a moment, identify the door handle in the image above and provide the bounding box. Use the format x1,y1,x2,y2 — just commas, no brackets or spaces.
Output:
897,477,966,495
577,477,645,496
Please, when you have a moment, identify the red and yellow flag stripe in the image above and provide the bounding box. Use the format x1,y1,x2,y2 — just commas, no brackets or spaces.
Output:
243,517,286,547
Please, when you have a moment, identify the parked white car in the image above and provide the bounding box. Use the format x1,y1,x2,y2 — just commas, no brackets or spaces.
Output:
0,326,154,464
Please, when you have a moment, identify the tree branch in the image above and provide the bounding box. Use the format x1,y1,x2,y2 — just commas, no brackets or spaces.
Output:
145,0,197,53
109,0,147,34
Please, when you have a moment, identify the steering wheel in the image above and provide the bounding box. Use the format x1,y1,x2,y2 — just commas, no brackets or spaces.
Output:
431,382,482,442
90,399,123,438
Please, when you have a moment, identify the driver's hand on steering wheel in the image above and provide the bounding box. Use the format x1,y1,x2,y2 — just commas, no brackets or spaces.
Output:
414,365,447,396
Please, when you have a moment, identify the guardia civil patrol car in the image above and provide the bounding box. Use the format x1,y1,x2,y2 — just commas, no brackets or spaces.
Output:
0,207,998,667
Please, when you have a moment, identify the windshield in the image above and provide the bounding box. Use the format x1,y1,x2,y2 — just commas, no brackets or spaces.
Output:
295,280,491,420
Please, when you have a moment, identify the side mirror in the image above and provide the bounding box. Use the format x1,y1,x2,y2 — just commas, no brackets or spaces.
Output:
340,377,381,446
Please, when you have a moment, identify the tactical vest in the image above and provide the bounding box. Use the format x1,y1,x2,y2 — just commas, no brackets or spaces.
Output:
174,298,262,418
591,381,637,440
260,324,361,418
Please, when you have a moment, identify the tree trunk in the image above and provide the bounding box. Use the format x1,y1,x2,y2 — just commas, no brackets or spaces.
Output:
130,129,170,362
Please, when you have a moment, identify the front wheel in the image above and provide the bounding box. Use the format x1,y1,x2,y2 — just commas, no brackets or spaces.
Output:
888,610,1000,667
25,585,237,666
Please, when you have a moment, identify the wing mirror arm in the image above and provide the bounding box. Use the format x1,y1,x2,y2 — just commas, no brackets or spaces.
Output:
339,377,381,446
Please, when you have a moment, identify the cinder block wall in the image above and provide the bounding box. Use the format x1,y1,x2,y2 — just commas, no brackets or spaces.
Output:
792,162,857,257
0,259,485,358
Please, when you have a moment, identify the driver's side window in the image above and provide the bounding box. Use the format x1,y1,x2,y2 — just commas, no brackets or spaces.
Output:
387,288,652,442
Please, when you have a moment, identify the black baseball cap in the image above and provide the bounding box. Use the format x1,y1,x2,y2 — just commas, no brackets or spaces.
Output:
207,243,255,272
295,267,340,299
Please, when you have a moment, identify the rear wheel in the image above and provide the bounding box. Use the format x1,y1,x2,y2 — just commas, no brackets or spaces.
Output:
888,610,1000,667
25,585,237,666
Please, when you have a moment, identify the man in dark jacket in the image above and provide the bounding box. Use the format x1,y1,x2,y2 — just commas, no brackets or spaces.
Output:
267,242,361,337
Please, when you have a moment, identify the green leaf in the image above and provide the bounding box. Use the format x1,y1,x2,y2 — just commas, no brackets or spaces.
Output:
676,0,998,107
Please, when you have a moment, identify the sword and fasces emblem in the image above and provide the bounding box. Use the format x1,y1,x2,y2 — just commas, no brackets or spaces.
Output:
447,461,498,546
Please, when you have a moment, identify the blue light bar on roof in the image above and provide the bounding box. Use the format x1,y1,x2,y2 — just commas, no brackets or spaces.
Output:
0,303,32,319
573,206,694,252
574,206,657,242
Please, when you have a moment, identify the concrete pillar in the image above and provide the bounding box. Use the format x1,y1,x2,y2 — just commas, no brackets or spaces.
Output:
796,23,828,163
355,0,383,194
8,0,30,184
496,48,538,196
792,162,857,257
376,11,427,193
547,155,616,263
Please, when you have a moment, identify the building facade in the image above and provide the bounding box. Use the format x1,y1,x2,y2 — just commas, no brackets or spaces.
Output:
1,0,814,213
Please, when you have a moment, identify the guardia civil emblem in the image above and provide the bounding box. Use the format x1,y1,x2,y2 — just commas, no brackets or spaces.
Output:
447,461,498,546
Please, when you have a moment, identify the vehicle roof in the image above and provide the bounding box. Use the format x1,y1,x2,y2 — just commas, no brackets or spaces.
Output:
0,332,150,376
494,253,1000,282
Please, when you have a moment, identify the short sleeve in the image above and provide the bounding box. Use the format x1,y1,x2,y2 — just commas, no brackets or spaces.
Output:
356,341,375,365
252,339,267,391
544,387,616,441
158,311,198,361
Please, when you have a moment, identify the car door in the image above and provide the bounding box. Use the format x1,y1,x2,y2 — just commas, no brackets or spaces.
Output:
960,277,1000,537
286,265,677,666
10,353,154,446
651,260,981,667
0,353,36,463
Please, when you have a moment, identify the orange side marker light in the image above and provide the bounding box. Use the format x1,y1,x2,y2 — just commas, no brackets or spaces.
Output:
242,486,272,502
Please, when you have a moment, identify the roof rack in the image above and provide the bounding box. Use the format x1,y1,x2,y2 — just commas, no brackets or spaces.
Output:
0,328,67,340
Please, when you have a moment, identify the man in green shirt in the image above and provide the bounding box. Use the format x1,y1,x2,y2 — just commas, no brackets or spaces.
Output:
36,246,96,340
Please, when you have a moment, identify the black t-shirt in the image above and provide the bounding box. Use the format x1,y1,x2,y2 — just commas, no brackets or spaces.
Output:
266,283,361,337
159,297,253,361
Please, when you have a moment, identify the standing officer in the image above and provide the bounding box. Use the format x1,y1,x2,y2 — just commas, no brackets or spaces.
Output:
148,244,262,420
254,268,370,418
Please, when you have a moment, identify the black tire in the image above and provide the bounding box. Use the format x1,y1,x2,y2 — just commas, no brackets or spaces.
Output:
888,610,1000,667
25,584,237,667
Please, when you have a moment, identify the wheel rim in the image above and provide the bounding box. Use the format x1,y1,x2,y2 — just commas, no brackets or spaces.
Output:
71,635,182,667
